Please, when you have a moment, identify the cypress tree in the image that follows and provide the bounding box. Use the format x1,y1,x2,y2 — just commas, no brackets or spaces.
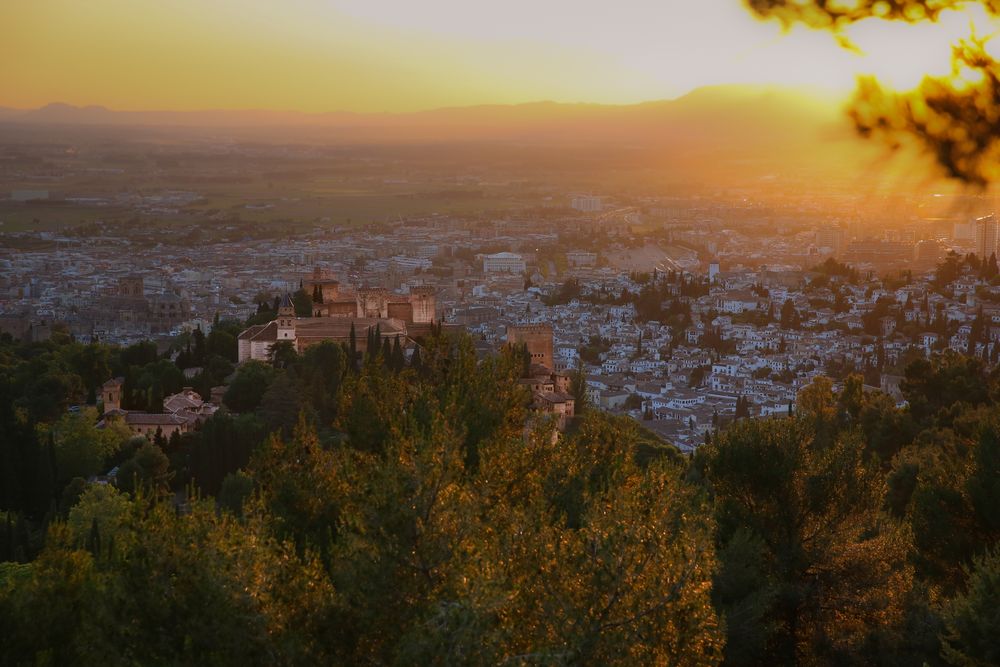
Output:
122,373,136,410
14,513,29,562
735,396,752,420
32,434,56,517
2,513,13,561
149,383,164,414
193,327,207,364
410,346,423,373
168,429,182,453
970,306,985,355
391,336,404,372
381,337,392,365
349,322,358,372
86,518,101,558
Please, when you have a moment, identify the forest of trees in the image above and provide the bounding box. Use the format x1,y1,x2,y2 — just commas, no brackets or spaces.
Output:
1,324,999,665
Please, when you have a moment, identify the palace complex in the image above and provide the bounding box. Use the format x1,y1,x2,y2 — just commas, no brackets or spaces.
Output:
237,268,437,363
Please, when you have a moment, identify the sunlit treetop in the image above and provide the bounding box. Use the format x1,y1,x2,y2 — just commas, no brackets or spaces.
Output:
746,0,1000,30
746,0,1000,185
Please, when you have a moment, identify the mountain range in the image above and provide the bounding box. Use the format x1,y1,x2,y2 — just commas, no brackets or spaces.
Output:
0,85,849,146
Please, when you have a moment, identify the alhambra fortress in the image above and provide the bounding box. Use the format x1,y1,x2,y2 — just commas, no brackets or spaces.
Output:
237,268,437,363
235,268,576,429
82,267,576,437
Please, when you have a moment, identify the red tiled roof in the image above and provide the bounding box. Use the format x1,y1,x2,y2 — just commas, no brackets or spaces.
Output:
125,413,188,426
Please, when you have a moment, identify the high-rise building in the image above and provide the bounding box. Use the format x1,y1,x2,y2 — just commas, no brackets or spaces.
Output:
708,259,720,282
914,239,943,270
571,195,603,212
953,220,976,241
815,226,846,256
975,214,998,259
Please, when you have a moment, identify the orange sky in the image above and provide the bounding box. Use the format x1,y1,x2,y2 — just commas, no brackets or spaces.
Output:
0,0,992,112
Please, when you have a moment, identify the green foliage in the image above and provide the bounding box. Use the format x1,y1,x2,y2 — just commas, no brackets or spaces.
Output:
38,408,130,484
941,547,1000,667
779,298,801,329
266,339,297,369
934,252,964,289
810,257,859,282
902,351,991,426
569,361,589,414
0,500,338,665
292,288,313,317
257,371,304,437
188,413,265,496
66,484,131,550
544,277,582,305
3,332,1000,666
116,442,171,496
968,420,1000,537
223,361,276,413
206,327,238,363
217,471,254,518
700,418,912,664
297,341,346,423
578,334,610,365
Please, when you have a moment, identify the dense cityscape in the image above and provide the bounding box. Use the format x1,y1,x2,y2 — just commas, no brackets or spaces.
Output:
4,0,1000,665
4,157,1000,451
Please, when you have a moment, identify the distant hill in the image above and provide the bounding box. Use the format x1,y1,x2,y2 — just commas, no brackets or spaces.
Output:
1,86,923,185
0,86,847,145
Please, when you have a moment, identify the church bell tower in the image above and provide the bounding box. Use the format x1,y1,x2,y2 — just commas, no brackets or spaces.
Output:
277,293,296,341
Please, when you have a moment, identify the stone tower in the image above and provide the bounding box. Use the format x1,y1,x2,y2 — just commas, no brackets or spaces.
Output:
507,324,554,371
102,377,123,412
118,276,144,298
277,293,296,341
410,286,437,324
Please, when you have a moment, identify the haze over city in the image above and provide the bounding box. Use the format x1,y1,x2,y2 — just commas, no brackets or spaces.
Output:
2,2,1000,666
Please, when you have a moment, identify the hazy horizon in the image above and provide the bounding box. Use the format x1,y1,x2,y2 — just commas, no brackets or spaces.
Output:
0,0,984,113
0,81,849,114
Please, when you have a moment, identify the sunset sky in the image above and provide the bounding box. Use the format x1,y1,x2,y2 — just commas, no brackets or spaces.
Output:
0,0,990,112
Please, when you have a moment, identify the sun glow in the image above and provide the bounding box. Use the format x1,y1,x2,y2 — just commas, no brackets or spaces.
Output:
845,5,1000,91
0,0,997,112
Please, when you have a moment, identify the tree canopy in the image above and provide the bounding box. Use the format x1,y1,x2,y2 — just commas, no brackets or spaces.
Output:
1,331,1000,665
